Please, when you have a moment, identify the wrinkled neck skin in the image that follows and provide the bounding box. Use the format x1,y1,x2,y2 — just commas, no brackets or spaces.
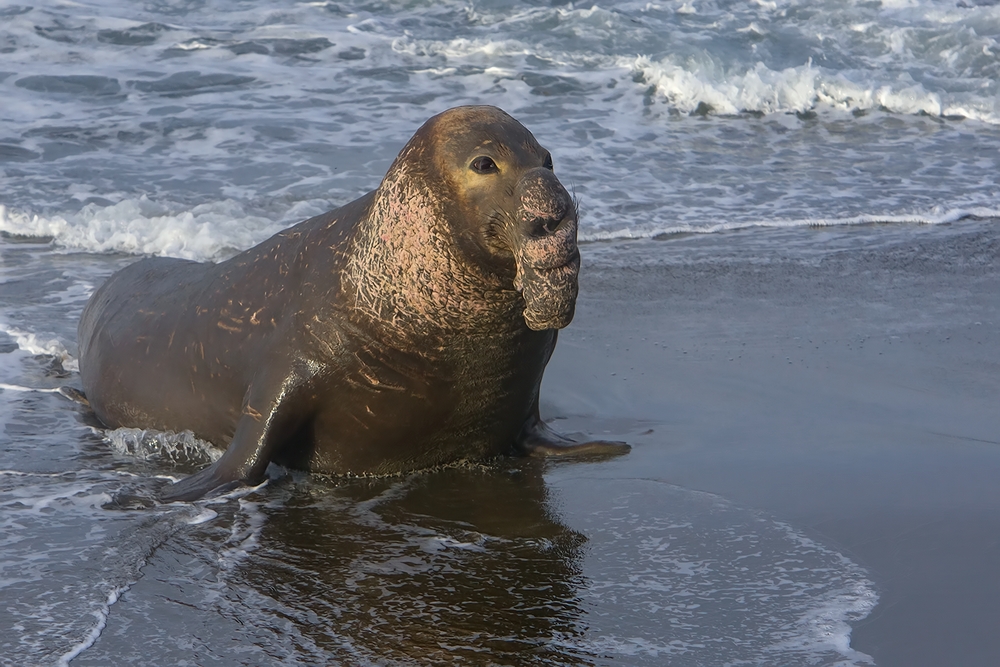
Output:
344,152,523,344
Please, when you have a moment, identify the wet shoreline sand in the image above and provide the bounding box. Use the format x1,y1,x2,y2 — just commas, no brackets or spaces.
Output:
1,218,996,664
544,219,1000,667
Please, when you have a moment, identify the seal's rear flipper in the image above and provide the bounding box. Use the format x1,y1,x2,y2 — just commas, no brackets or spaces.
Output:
58,386,90,406
160,460,250,503
516,416,630,459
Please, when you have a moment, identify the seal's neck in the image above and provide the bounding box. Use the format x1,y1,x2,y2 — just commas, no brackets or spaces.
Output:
345,160,521,339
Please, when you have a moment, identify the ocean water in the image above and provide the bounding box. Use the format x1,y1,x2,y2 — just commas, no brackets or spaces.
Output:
4,0,999,663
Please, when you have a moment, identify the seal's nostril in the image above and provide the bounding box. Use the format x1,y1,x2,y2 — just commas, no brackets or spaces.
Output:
530,215,564,237
517,169,574,237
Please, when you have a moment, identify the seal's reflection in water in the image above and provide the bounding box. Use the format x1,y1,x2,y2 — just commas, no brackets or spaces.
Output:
236,461,595,665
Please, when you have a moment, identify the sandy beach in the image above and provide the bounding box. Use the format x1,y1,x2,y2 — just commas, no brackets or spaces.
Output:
541,218,1000,666
11,218,998,665
2,210,997,666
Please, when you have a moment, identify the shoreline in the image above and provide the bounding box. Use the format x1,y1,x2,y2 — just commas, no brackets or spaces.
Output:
543,218,1000,666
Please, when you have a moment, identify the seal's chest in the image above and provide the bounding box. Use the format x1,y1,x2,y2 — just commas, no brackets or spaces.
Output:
297,332,552,474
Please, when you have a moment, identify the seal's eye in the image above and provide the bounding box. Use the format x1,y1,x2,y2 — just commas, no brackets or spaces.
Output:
470,156,498,174
543,154,553,170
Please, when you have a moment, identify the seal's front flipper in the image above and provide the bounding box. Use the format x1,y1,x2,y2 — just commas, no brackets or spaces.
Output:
160,459,250,503
159,372,304,502
516,415,630,459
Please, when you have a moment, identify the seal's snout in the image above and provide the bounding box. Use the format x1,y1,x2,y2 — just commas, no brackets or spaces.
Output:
511,167,580,331
517,168,573,238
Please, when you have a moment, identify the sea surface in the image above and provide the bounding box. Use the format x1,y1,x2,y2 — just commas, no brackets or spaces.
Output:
2,0,998,664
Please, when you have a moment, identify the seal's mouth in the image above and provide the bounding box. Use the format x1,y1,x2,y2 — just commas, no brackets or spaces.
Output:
528,247,580,273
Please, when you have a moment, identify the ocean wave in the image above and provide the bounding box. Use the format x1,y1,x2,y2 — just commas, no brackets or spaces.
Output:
2,0,1000,258
0,198,284,262
392,23,1000,124
4,197,998,262
578,206,1000,242
629,55,1000,121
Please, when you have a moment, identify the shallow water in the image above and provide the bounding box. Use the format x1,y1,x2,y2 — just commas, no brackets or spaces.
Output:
4,0,999,663
0,381,877,666
0,221,882,666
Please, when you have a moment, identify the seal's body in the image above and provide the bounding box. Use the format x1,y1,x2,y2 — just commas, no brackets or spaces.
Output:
79,106,627,501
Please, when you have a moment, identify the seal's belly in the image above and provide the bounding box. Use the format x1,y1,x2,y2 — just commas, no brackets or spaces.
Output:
275,381,522,475
280,332,552,475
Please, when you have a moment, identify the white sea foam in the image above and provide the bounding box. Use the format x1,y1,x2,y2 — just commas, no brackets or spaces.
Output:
55,585,126,667
0,199,283,262
629,56,819,116
627,54,1000,120
0,383,63,393
3,195,997,262
0,463,220,665
578,205,1000,242
0,324,79,372
104,427,223,465
215,497,268,570
0,324,71,359
187,507,219,525
1,0,999,246
549,478,879,666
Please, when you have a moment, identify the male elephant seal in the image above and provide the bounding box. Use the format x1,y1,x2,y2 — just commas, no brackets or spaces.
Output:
78,105,629,502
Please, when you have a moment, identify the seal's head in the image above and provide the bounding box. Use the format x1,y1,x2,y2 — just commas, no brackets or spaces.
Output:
381,106,580,332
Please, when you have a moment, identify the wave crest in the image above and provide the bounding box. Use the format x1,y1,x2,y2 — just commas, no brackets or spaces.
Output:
628,55,971,118
0,198,282,262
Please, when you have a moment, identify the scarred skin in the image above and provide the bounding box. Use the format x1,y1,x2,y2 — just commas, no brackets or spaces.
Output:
77,105,629,502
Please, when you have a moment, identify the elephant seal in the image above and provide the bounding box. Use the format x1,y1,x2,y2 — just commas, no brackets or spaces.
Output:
78,105,629,502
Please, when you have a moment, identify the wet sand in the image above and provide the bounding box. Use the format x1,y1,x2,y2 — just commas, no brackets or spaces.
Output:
543,219,1000,667
3,220,996,665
